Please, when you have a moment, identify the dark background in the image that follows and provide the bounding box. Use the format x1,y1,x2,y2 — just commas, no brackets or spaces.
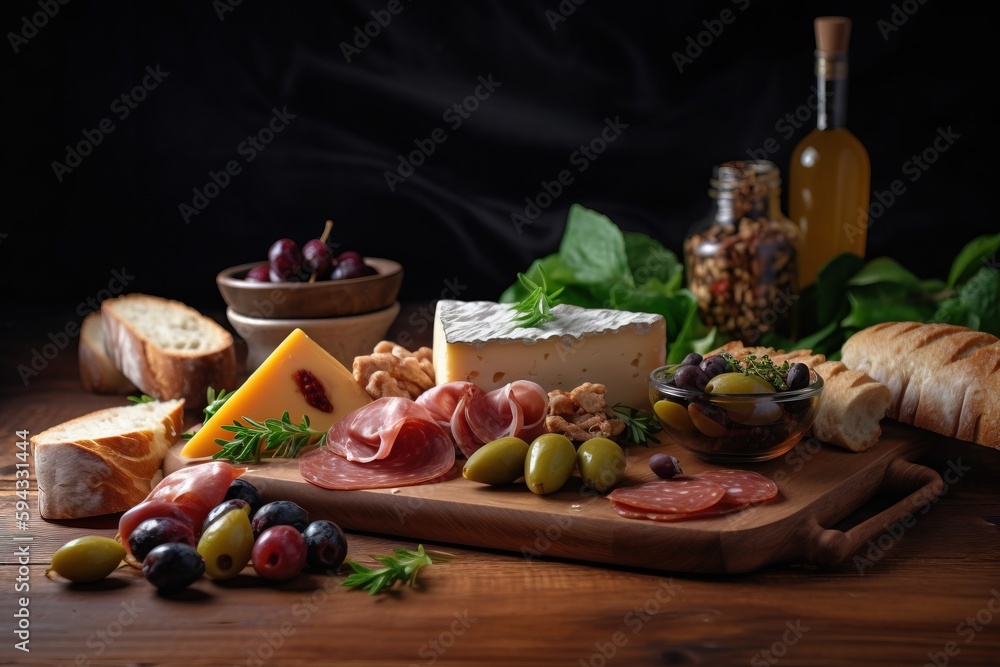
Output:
2,0,992,315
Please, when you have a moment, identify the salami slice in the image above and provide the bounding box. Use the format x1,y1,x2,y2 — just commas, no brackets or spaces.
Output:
606,477,726,514
610,499,747,522
693,470,778,505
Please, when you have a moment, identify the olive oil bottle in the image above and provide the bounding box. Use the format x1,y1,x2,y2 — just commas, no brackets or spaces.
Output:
789,16,870,288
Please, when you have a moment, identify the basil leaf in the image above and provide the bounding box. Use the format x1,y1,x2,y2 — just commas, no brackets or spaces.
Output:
846,257,923,290
946,233,1000,289
559,204,631,286
815,252,866,324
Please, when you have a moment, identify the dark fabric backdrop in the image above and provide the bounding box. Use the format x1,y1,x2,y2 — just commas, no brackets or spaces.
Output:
2,0,992,313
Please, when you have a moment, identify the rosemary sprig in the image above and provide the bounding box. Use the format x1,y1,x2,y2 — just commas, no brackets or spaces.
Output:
127,394,157,404
510,269,565,328
211,411,326,463
611,403,661,446
341,545,453,595
181,386,235,440
721,352,790,390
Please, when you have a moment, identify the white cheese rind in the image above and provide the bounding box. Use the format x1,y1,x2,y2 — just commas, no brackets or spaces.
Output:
432,300,666,408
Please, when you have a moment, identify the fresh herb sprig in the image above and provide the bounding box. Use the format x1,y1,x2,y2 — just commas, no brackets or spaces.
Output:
611,403,661,446
127,394,157,404
721,352,790,390
341,545,453,595
510,269,564,328
181,386,234,440
211,411,326,463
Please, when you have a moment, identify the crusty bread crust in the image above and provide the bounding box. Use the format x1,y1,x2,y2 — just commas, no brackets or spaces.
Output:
841,322,1000,449
79,311,137,394
30,399,184,519
101,294,236,408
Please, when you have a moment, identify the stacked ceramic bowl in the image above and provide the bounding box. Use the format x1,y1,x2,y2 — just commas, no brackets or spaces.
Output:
217,258,403,371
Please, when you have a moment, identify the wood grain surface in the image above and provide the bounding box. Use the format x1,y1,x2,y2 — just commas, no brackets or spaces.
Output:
3,305,999,667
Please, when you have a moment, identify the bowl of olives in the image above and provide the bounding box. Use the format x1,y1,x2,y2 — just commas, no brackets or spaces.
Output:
648,352,823,463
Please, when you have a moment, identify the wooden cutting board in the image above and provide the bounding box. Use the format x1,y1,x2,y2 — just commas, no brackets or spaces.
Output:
164,421,944,574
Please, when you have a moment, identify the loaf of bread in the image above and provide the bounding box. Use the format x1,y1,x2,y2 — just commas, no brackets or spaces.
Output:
79,311,137,394
708,342,891,452
841,322,1000,449
30,399,185,519
101,294,236,408
810,361,891,452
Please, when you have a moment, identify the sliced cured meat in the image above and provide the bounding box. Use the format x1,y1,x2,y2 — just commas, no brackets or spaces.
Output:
300,399,456,490
118,461,245,556
414,382,475,427
693,470,779,505
607,476,726,514
610,498,747,522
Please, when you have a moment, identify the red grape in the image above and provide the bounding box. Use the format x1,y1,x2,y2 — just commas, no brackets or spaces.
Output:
252,525,307,581
302,239,333,276
244,265,271,282
331,251,377,280
268,239,303,282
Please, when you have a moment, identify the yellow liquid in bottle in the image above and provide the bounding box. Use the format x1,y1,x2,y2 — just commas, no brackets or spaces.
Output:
789,126,870,287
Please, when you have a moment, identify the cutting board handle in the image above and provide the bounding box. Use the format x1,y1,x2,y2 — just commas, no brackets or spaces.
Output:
803,458,944,568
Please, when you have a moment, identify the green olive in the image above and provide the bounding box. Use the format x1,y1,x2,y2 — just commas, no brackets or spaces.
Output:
652,399,696,435
705,372,776,395
197,505,254,580
728,402,784,426
524,433,577,495
576,438,626,493
48,536,125,583
463,436,529,485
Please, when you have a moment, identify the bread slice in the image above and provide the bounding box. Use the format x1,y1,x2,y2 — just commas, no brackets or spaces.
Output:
30,399,185,519
79,311,138,394
810,361,891,452
101,294,236,408
841,322,1000,449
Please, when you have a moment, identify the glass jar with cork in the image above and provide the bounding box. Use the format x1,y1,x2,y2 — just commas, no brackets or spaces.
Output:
683,160,800,345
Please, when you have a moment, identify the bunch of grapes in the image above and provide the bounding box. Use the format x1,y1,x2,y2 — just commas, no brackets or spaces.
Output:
244,234,377,283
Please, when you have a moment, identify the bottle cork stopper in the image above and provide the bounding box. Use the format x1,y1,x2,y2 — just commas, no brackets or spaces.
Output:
814,16,851,54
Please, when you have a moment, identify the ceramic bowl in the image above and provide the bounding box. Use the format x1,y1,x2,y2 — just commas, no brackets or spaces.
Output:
227,302,401,371
648,364,824,463
217,258,403,319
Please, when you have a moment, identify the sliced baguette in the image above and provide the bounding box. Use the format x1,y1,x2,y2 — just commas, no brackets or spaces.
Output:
79,311,138,394
30,399,185,519
811,361,891,452
101,294,236,408
841,322,1000,449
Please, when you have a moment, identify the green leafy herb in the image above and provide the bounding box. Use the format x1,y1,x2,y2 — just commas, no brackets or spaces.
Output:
181,386,234,440
211,411,326,463
723,352,790,391
341,545,452,595
611,403,661,446
127,394,157,404
510,268,565,328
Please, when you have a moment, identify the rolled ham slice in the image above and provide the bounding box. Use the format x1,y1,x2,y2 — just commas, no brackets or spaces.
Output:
299,398,456,490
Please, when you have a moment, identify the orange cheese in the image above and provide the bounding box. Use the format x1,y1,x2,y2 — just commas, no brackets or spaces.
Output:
179,328,372,458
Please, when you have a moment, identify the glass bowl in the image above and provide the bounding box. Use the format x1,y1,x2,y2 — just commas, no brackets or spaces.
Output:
648,364,824,463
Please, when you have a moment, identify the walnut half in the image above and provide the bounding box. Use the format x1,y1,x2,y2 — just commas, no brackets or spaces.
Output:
354,341,436,400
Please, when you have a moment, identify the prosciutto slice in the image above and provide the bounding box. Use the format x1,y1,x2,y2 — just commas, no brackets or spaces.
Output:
299,398,456,490
416,380,548,457
118,461,245,556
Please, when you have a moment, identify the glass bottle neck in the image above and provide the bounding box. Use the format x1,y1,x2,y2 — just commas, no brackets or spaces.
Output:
815,53,848,131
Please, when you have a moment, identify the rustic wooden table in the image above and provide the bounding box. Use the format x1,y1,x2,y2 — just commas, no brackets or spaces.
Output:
3,305,999,667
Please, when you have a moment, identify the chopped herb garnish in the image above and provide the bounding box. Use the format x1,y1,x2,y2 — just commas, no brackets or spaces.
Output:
510,269,565,329
341,545,453,595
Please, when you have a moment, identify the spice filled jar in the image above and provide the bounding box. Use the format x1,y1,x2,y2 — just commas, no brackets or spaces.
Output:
684,160,800,345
